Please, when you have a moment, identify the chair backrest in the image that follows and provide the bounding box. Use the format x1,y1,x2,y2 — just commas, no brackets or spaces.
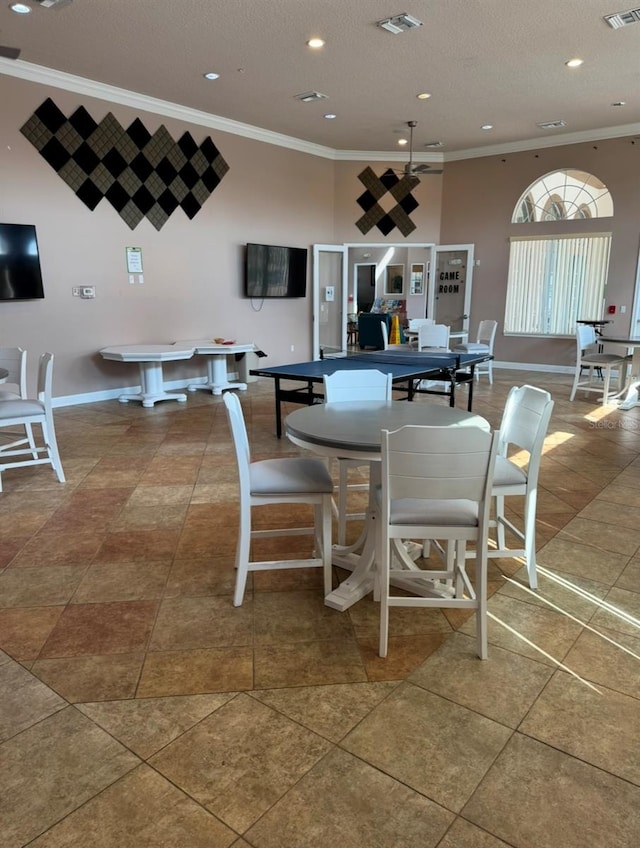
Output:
476,320,498,350
380,320,389,349
497,384,554,477
0,347,27,397
223,392,252,500
576,324,597,354
418,323,450,350
36,352,55,413
381,424,497,510
408,317,435,332
324,369,392,403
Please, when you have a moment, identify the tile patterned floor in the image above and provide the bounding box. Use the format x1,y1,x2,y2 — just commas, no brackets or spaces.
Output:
1,370,640,847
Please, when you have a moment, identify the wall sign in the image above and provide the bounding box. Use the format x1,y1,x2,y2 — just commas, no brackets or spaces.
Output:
21,98,229,230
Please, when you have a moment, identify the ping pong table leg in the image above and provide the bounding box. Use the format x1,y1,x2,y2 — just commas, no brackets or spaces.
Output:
274,378,283,438
449,372,456,407
467,366,475,411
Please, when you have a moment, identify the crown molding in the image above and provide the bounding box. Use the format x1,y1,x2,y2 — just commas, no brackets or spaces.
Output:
2,58,639,164
0,58,336,159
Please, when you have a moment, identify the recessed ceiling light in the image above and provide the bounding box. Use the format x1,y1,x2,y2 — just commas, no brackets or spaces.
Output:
307,37,325,49
565,58,584,68
416,92,431,100
323,113,336,120
481,124,493,131
398,138,408,146
10,3,32,13
612,101,626,106
203,72,220,80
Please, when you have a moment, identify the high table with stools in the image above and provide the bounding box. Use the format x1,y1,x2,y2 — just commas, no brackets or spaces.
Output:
286,399,490,611
599,334,640,409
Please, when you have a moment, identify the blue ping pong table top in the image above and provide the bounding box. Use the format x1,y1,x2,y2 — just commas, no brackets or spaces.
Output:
251,350,488,380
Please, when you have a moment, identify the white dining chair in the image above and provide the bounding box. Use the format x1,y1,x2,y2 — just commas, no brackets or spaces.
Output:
0,352,65,492
569,324,627,405
324,369,392,545
223,391,334,606
417,323,450,351
454,319,498,383
408,317,435,333
377,424,498,659
488,384,554,588
0,346,37,456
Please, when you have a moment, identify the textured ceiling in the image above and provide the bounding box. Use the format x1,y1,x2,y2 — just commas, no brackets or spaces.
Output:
0,0,639,157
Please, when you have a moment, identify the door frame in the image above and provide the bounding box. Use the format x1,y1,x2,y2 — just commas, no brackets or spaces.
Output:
312,244,348,360
430,244,475,333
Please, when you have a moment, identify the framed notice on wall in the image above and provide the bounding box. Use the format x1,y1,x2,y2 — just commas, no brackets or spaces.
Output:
126,247,143,274
410,263,425,295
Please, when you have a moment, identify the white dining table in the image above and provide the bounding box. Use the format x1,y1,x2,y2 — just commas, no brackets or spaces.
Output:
99,344,195,407
286,400,490,611
174,339,256,395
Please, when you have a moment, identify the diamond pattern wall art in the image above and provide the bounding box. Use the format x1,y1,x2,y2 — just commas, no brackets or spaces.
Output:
20,98,229,230
355,166,420,237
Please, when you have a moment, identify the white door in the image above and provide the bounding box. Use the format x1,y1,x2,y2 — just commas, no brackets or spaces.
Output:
312,244,348,360
429,244,474,334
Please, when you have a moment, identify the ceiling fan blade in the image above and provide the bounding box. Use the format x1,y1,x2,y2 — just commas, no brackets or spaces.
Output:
0,45,21,60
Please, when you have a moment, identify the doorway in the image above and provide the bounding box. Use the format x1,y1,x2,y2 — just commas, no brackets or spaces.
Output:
355,263,376,314
429,244,474,334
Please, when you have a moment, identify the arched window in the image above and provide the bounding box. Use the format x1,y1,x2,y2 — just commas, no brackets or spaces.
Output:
506,170,613,336
512,169,613,222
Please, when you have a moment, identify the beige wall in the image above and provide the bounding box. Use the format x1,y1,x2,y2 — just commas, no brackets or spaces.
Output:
2,71,640,400
0,76,337,397
439,138,640,366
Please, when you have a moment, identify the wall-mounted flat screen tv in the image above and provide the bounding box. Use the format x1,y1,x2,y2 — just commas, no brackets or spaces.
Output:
0,223,45,301
245,243,307,298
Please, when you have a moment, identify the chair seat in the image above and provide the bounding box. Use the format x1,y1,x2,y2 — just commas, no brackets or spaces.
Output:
0,399,45,420
0,389,21,402
492,455,528,487
454,342,489,353
390,498,479,526
250,457,334,495
581,353,626,365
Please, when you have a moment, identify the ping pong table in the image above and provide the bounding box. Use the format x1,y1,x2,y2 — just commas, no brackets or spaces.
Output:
250,349,491,437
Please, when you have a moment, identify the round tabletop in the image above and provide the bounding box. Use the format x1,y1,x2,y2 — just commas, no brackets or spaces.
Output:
286,401,489,459
99,344,195,362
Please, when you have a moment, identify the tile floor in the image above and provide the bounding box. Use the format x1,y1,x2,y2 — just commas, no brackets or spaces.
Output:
1,369,639,847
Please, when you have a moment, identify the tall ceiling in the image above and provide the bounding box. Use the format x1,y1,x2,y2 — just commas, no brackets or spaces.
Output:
1,0,639,158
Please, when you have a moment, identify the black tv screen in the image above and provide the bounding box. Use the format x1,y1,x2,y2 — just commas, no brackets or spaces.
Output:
245,243,307,298
0,223,45,301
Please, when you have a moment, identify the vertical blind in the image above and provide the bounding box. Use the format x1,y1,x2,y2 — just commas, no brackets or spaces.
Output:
505,234,611,335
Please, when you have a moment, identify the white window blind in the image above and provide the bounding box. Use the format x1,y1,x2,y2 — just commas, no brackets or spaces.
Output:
505,234,611,335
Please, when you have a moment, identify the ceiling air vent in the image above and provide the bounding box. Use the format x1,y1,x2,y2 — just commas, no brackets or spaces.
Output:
294,91,328,103
37,0,74,8
377,13,423,34
604,7,640,28
537,120,567,130
424,141,443,148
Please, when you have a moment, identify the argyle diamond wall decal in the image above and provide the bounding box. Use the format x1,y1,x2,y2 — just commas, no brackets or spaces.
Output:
20,98,229,230
355,166,419,237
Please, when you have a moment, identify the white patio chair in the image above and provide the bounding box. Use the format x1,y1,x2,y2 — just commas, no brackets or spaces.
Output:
488,384,554,589
0,346,37,456
377,424,498,659
0,352,65,492
324,369,392,545
454,319,498,383
223,391,333,606
569,325,627,405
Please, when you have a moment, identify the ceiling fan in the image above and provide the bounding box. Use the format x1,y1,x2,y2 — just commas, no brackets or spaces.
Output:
393,121,443,177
